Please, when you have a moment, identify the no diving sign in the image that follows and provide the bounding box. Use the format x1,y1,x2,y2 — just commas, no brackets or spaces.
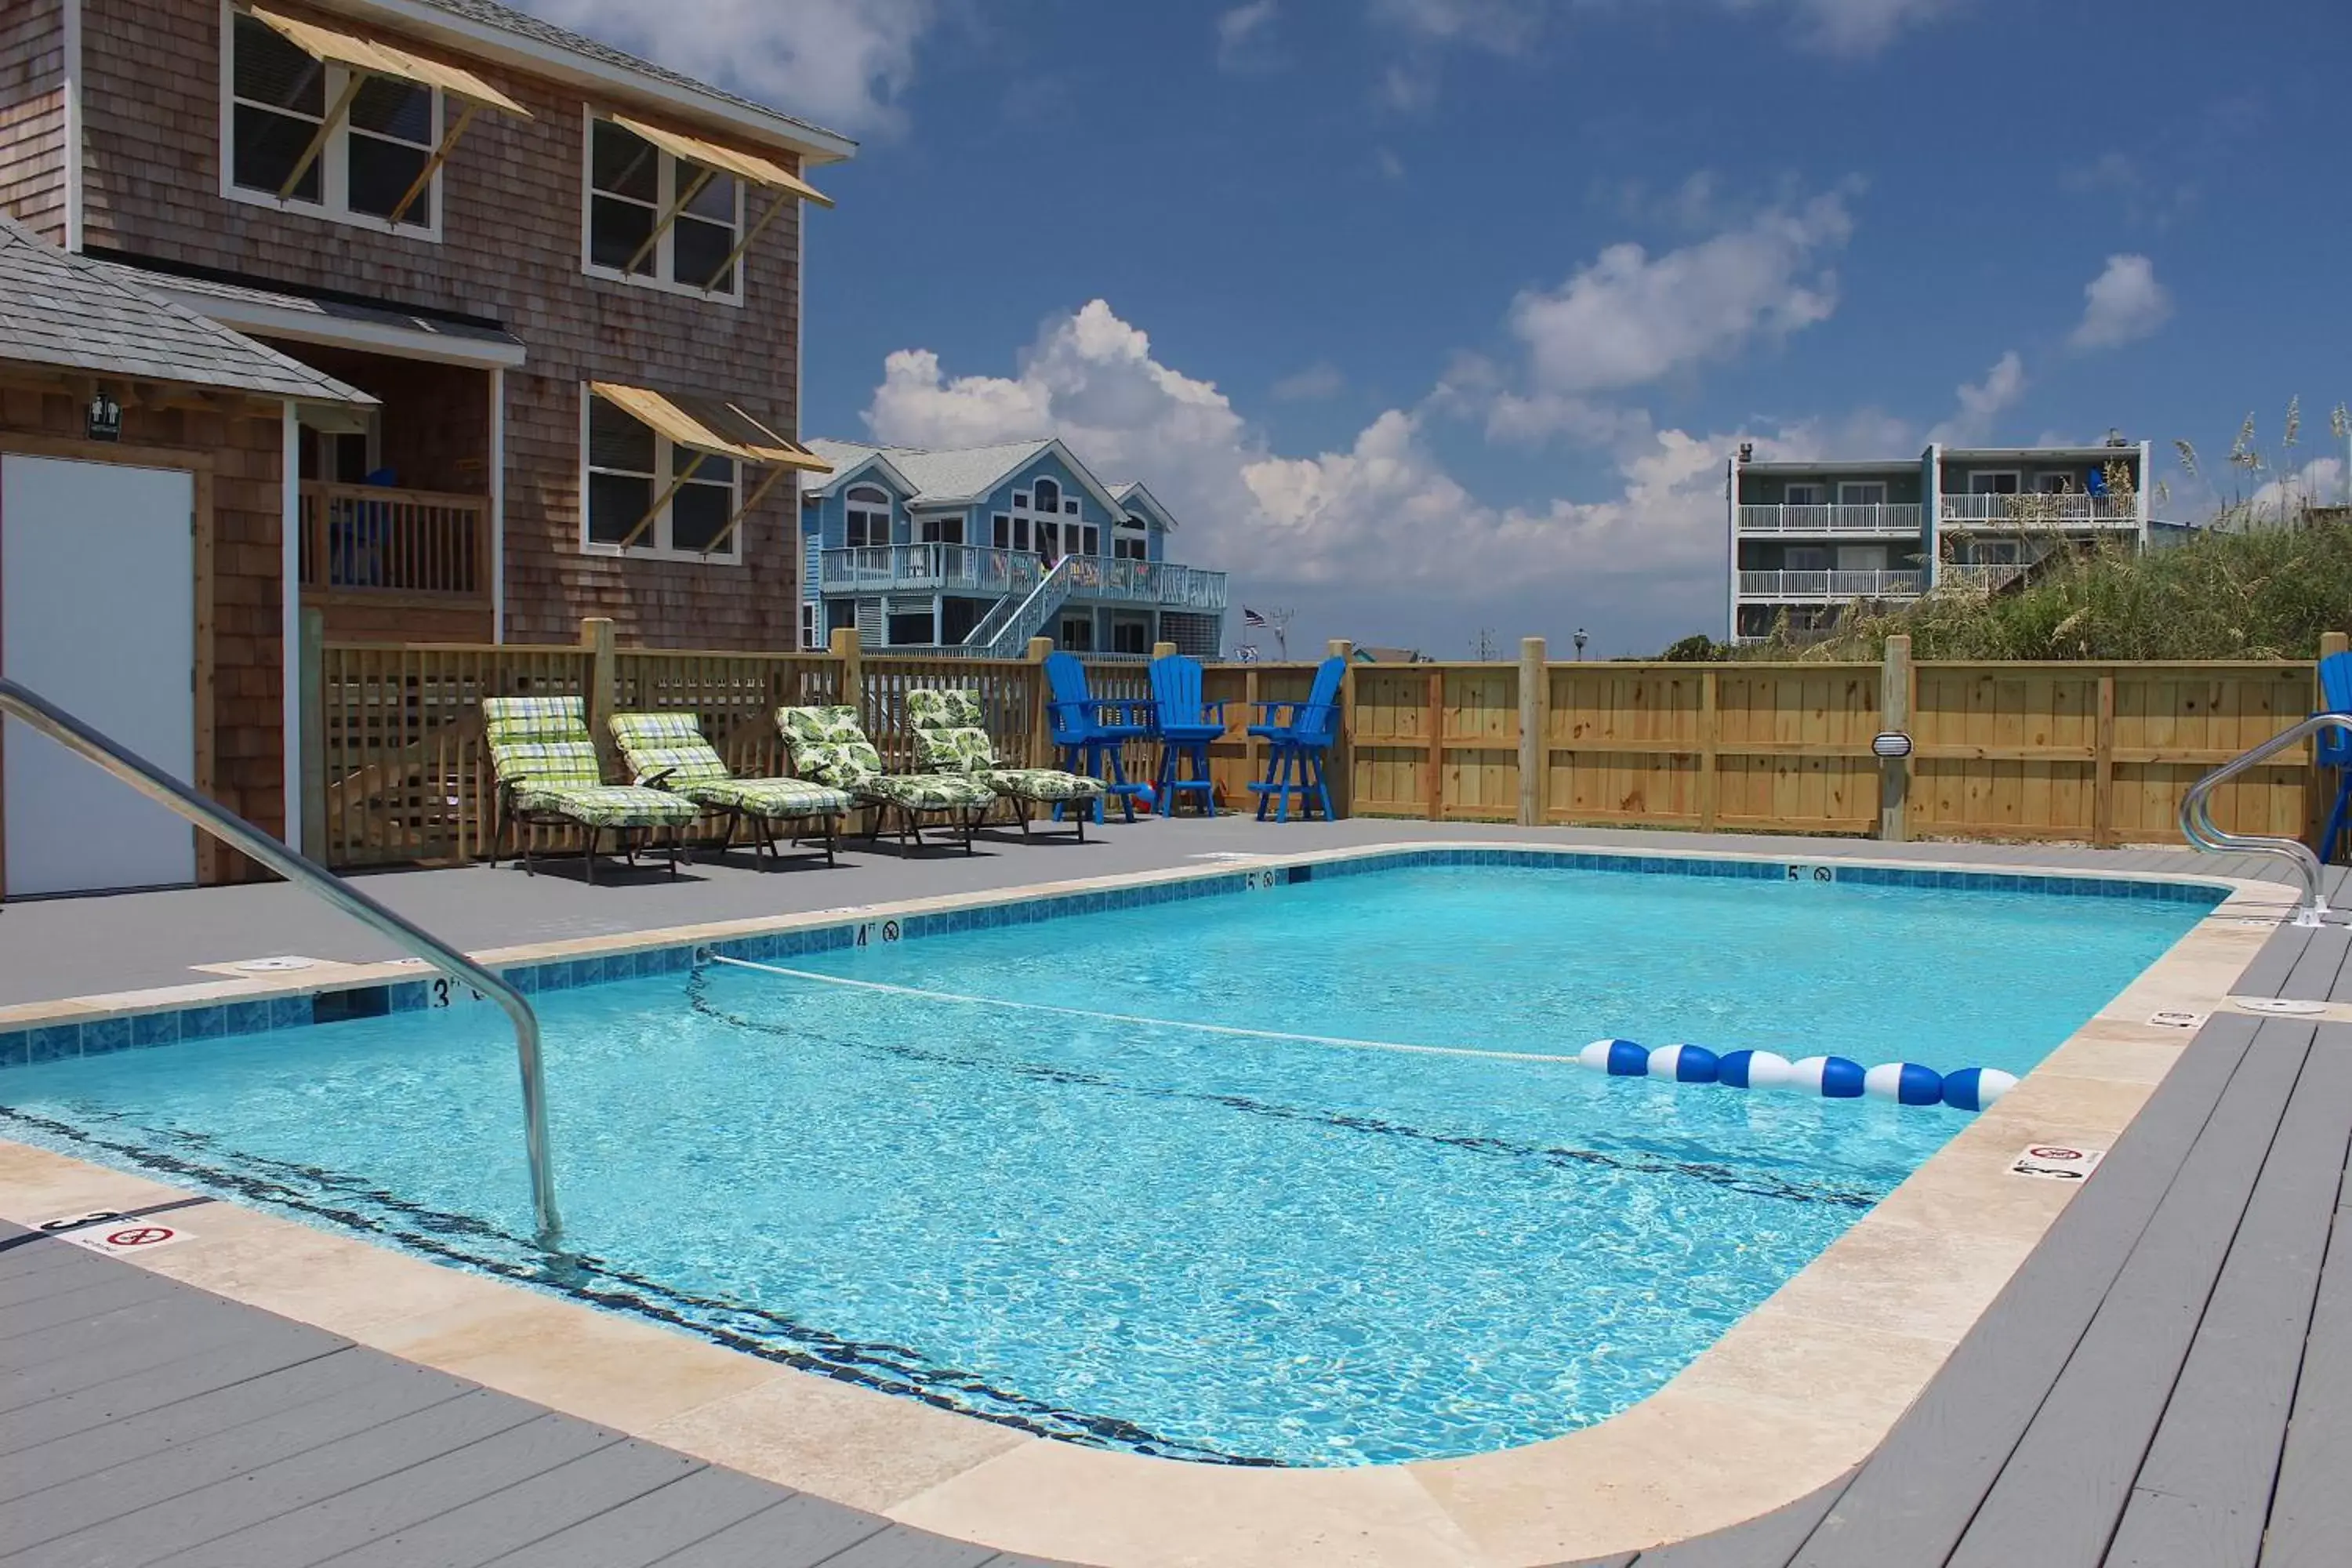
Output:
2009,1144,2107,1182
42,1212,195,1256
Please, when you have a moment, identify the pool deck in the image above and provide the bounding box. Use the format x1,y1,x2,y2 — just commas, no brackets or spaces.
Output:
2,818,2348,1566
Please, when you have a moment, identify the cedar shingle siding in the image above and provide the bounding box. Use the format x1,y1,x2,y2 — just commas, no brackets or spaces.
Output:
0,0,65,243
77,0,808,650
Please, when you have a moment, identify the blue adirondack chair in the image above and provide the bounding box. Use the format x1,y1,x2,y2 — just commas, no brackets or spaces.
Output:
1044,652,1155,822
1247,655,1346,822
1149,654,1226,817
2318,652,2352,863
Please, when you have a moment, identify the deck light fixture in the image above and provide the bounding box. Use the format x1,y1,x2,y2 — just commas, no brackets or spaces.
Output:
1872,731,1913,759
1573,627,1588,659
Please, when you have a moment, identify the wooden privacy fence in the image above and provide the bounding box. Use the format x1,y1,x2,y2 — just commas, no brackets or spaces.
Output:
304,619,2348,868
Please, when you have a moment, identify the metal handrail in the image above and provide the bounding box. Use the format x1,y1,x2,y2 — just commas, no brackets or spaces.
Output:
0,678,561,1244
2177,710,2352,928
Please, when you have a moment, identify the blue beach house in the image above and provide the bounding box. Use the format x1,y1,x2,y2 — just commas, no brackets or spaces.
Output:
799,439,1227,656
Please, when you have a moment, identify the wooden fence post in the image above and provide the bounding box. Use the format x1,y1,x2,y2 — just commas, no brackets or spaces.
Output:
829,626,865,724
1152,641,1177,660
2093,669,2118,848
580,617,615,775
1878,633,1911,842
1517,637,1544,826
298,607,327,863
1697,667,1720,833
1327,640,1355,818
1425,667,1445,821
1025,635,1054,768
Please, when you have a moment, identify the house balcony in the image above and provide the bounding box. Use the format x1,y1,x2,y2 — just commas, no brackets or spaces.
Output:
817,546,1229,611
1940,563,2031,593
298,481,493,641
1736,503,1923,535
1938,494,2138,528
1737,569,1925,601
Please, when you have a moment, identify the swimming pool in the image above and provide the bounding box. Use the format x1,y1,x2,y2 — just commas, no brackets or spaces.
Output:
0,850,2219,1466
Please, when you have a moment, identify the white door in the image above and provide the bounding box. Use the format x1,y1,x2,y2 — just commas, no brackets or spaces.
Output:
2,455,198,896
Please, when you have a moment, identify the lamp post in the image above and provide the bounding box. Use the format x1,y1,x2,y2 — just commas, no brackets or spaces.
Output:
1573,627,1588,661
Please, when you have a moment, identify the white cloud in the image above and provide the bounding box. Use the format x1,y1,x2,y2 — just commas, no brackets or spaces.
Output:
2070,254,2174,350
1216,1,1283,71
862,299,1748,639
515,0,938,136
1773,0,1955,57
1374,0,1953,72
2237,457,2347,523
1272,362,1348,401
1926,350,2027,445
1370,0,1549,51
1375,146,1408,181
1501,191,1853,406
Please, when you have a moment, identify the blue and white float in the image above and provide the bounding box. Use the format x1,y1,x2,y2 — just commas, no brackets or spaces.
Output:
1715,1048,1795,1090
1787,1054,1868,1098
1937,1066,2018,1112
1645,1044,1720,1083
1864,1062,1947,1106
1579,1037,1653,1076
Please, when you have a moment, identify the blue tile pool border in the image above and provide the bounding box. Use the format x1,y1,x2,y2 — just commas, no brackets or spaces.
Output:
0,847,2232,1072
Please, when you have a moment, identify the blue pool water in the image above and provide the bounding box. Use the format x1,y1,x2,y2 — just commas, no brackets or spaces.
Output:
0,860,2212,1465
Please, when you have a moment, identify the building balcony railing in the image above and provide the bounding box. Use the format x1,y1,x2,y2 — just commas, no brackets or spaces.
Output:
818,546,1228,612
1737,503,1922,535
1940,563,2031,593
1938,494,2138,528
1737,569,1925,601
297,481,489,601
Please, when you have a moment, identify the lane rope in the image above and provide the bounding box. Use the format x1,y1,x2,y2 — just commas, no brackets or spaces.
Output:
702,953,1584,1066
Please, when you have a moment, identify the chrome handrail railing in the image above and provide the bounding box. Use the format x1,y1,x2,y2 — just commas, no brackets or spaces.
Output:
0,678,561,1244
2178,710,2351,928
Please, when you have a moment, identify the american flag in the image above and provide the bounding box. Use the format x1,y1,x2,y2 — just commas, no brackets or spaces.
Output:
1243,606,1268,627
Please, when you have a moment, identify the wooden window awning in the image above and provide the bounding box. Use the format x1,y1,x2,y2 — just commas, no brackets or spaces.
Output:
590,383,832,554
607,114,831,293
247,5,528,223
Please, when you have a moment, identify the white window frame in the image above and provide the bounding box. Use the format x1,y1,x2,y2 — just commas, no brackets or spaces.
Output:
844,485,891,550
1837,481,1889,506
2034,470,2078,495
579,111,748,306
1969,470,2022,495
1113,515,1149,561
217,2,445,241
800,602,818,650
576,387,745,564
1784,482,1826,506
917,512,964,545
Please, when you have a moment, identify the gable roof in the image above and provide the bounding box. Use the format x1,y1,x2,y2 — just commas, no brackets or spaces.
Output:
1106,480,1181,530
0,217,372,405
805,437,1132,521
347,0,856,163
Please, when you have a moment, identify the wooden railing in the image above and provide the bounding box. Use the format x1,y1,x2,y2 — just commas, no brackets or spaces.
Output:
303,620,2348,867
299,482,491,600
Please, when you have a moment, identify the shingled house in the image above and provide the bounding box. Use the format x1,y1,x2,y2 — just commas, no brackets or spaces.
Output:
1,0,853,890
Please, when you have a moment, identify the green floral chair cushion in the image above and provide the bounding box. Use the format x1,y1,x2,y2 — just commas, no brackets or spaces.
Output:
776,706,993,811
913,720,1107,804
906,688,987,731
610,713,852,819
482,695,695,827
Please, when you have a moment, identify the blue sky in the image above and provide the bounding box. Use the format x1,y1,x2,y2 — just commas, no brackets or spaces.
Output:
531,0,2349,655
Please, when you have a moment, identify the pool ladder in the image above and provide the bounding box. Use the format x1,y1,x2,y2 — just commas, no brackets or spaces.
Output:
2178,710,2352,928
0,678,562,1247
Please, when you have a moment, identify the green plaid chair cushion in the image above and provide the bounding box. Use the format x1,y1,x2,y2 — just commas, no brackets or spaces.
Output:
776,706,884,789
609,713,733,784
484,696,604,789
914,725,999,775
906,688,986,731
511,784,699,829
985,767,1106,802
681,776,853,818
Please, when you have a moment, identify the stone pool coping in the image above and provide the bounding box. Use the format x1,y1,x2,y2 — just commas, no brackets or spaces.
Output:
0,841,2290,1568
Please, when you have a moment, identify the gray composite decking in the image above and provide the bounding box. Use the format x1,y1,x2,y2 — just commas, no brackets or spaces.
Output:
3,825,2350,1566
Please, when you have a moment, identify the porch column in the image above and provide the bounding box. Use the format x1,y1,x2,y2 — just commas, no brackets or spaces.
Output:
280,400,303,851
489,365,506,642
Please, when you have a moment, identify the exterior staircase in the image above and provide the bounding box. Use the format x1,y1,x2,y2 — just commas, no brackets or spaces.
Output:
959,556,1075,659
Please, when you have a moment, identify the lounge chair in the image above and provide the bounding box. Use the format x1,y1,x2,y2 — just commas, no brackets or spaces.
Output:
775,705,996,854
1247,655,1346,822
1043,651,1154,822
1149,654,1226,817
906,688,1108,840
2319,650,2352,863
608,711,854,869
482,695,698,881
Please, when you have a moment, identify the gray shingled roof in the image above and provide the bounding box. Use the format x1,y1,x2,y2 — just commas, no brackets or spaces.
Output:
0,218,372,404
100,260,524,353
410,0,854,151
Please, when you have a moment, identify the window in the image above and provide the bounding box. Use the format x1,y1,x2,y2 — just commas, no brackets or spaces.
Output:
941,597,986,644
225,11,441,234
887,608,936,646
1033,479,1060,514
1064,499,1080,516
1970,471,2020,495
2035,472,2078,495
1070,524,1100,556
1011,492,1030,511
582,389,741,561
1785,546,1831,570
1837,546,1887,571
844,485,890,550
585,116,744,299
919,514,964,544
800,603,818,650
1111,617,1149,655
991,513,1029,551
1115,515,1149,561
1838,481,1888,506
1058,614,1094,652
1784,482,1826,506
1036,519,1060,561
